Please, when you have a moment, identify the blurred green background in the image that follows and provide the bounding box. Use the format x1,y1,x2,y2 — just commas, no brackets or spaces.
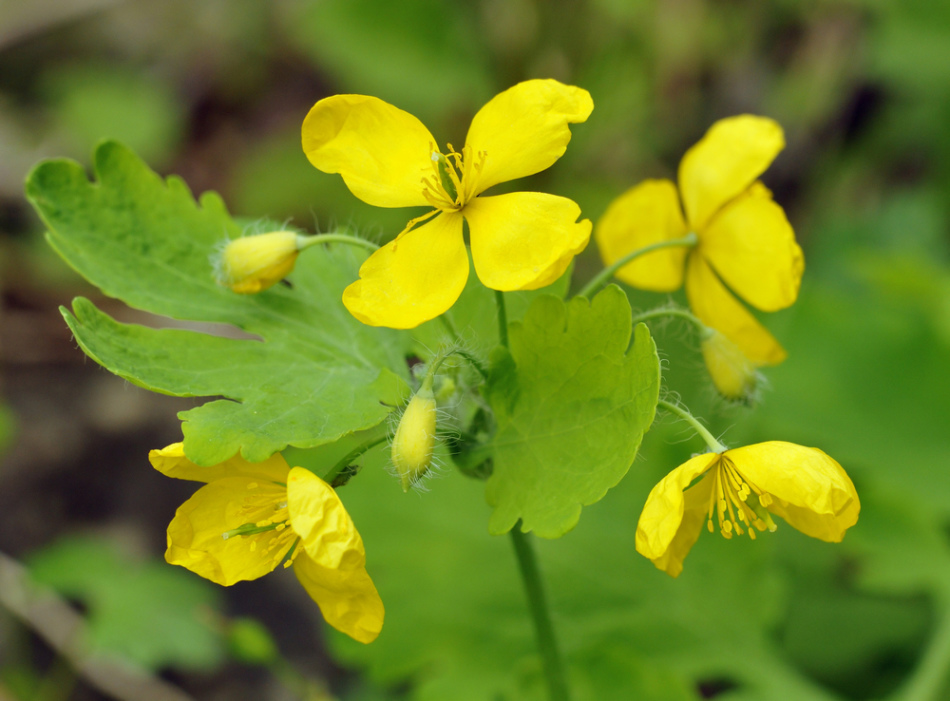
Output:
1,0,949,699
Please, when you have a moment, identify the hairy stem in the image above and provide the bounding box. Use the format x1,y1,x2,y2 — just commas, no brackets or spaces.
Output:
656,398,727,453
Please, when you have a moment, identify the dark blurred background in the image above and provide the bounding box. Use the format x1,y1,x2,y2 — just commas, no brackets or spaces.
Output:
1,1,949,700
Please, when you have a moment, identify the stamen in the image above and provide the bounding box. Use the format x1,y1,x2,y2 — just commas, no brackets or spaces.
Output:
705,458,775,542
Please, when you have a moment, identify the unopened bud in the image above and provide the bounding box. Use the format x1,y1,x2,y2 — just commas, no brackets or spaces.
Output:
218,231,300,294
700,327,760,403
391,385,437,492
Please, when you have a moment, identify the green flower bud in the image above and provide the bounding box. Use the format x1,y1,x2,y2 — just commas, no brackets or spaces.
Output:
218,231,300,294
700,327,760,403
391,385,437,492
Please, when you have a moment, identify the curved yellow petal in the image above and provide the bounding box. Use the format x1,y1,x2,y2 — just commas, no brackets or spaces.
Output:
302,94,435,208
286,467,366,571
294,553,384,644
465,192,591,291
594,179,690,292
635,452,719,562
679,115,784,231
685,255,786,366
149,443,290,484
165,478,291,586
702,183,804,312
647,471,717,577
727,442,860,542
342,212,468,329
463,79,593,196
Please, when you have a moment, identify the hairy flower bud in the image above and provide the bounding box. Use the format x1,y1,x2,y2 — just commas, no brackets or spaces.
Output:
218,231,300,294
391,385,437,492
700,327,760,403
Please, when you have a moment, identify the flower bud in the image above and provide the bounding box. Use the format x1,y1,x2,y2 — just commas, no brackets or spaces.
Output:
218,231,300,294
391,385,437,492
700,327,760,403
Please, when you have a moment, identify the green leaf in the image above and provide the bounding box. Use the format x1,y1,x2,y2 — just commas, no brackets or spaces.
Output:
27,536,224,672
25,142,411,464
484,285,661,538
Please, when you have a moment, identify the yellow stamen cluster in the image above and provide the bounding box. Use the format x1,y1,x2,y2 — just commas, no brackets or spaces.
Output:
222,482,301,569
420,143,486,212
705,457,777,540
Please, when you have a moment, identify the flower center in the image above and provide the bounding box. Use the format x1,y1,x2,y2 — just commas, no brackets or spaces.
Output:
705,457,777,539
221,481,303,569
421,143,487,212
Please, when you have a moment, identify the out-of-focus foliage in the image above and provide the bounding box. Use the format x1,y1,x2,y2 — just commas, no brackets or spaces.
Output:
3,0,950,699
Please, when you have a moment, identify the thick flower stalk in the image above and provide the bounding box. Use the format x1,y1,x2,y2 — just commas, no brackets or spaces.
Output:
302,79,594,329
595,115,804,370
149,443,384,643
636,441,859,577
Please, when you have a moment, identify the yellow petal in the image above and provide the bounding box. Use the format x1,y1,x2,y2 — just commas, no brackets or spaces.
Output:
594,179,690,292
685,255,786,366
727,442,859,542
465,192,591,291
302,94,435,208
165,478,291,586
149,443,290,484
635,452,719,562
702,183,804,311
342,213,468,329
294,553,384,644
286,467,368,571
647,471,717,577
679,115,785,231
463,79,593,196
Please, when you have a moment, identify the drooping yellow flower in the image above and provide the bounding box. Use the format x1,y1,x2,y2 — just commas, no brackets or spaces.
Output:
217,232,301,294
699,326,761,403
595,116,804,369
150,443,384,644
302,79,594,329
636,441,859,577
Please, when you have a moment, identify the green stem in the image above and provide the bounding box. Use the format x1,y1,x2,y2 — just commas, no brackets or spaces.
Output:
510,527,571,701
322,434,389,485
296,232,379,253
656,398,726,453
577,232,698,299
631,307,706,333
439,312,460,342
495,290,509,348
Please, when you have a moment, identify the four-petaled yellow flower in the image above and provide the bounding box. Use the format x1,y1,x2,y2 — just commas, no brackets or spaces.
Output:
302,79,594,329
636,441,859,577
595,115,804,372
150,443,384,644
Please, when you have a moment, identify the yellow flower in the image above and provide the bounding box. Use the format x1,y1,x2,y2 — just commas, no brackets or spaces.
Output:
149,443,384,644
302,79,594,329
636,441,859,578
595,115,804,368
217,232,300,294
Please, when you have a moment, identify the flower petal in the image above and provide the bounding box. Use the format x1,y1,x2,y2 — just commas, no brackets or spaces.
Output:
465,192,591,291
686,254,786,366
149,443,290,484
302,94,435,208
342,213,468,329
702,183,804,311
165,478,290,586
594,179,690,292
294,553,384,644
464,79,593,196
647,471,717,577
679,115,784,231
727,442,859,542
635,452,719,563
286,467,366,571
